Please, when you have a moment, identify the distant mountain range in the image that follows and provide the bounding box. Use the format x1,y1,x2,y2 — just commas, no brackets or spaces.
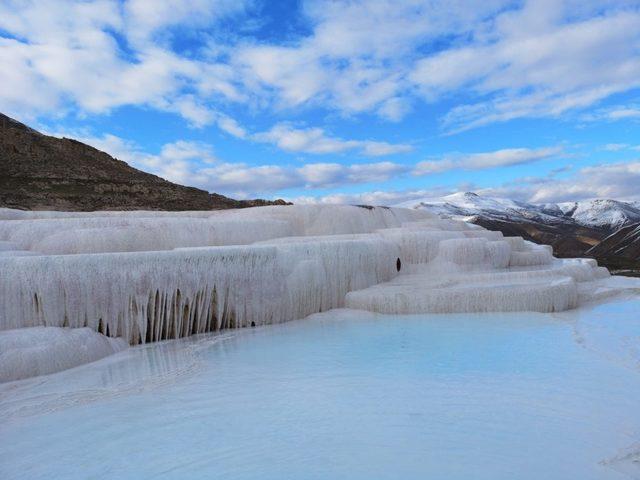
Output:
0,113,287,211
400,192,640,275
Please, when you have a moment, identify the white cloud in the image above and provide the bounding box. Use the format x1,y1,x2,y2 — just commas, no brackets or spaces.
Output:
583,105,640,122
527,161,640,203
236,0,640,130
434,160,640,204
413,146,562,175
215,115,248,139
598,143,640,152
123,0,244,47
360,142,413,157
377,97,412,122
602,143,629,152
412,159,457,175
64,132,221,187
235,0,505,119
45,125,640,205
415,6,640,132
205,160,408,193
0,0,244,124
2,0,639,135
607,108,640,120
253,123,413,156
200,163,298,193
291,159,640,206
289,187,456,206
49,129,409,194
299,162,407,187
170,96,218,128
255,124,354,155
200,160,409,193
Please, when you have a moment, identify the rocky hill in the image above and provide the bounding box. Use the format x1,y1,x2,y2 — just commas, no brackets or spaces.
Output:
586,223,640,275
0,113,287,211
401,192,640,275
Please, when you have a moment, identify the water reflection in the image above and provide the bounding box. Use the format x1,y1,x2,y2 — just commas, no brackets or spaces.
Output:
0,332,235,421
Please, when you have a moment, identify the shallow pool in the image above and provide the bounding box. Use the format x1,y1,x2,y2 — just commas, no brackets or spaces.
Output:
1,298,640,479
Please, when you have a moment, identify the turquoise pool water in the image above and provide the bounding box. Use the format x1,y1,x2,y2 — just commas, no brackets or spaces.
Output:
1,298,639,479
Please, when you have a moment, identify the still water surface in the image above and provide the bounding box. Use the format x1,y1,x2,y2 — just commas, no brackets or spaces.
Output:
1,299,639,479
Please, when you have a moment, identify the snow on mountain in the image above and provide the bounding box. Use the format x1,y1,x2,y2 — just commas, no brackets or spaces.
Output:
400,192,640,230
558,199,640,229
398,192,510,213
398,192,561,224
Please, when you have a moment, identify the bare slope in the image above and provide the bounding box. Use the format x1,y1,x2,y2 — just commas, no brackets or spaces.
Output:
0,113,286,211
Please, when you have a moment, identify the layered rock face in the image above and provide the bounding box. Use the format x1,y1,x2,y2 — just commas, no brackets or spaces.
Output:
0,113,286,211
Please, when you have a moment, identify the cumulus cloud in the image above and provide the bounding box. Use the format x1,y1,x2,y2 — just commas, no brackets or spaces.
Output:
59,131,221,187
583,105,640,123
236,0,640,129
413,3,640,132
290,160,640,206
215,158,640,205
417,161,640,205
253,123,412,156
1,0,639,135
0,0,244,124
607,109,640,121
123,0,244,47
234,0,503,119
196,160,408,193
206,117,414,156
527,161,640,203
45,125,640,204
290,187,455,206
50,124,580,198
300,162,407,186
215,115,249,139
51,129,409,195
413,147,562,175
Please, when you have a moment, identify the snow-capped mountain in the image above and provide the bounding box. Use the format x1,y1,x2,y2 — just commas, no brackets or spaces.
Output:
399,192,640,230
558,199,640,229
399,192,640,275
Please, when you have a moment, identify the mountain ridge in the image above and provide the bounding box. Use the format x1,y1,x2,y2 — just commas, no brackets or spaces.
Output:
401,192,640,275
399,192,640,229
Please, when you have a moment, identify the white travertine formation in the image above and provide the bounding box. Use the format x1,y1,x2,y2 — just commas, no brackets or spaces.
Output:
0,327,127,383
1,204,639,381
0,206,417,345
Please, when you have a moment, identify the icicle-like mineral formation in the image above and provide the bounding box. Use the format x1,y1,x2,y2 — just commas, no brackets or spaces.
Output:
1,204,639,381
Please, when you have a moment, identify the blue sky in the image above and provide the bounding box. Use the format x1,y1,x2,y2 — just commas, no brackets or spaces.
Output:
2,0,640,205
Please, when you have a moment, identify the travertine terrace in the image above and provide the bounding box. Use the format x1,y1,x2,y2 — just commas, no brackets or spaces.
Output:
1,205,638,381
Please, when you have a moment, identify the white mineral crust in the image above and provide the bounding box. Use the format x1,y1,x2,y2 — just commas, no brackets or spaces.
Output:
1,205,638,381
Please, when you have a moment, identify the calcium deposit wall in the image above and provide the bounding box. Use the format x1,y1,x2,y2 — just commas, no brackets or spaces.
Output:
0,205,636,346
